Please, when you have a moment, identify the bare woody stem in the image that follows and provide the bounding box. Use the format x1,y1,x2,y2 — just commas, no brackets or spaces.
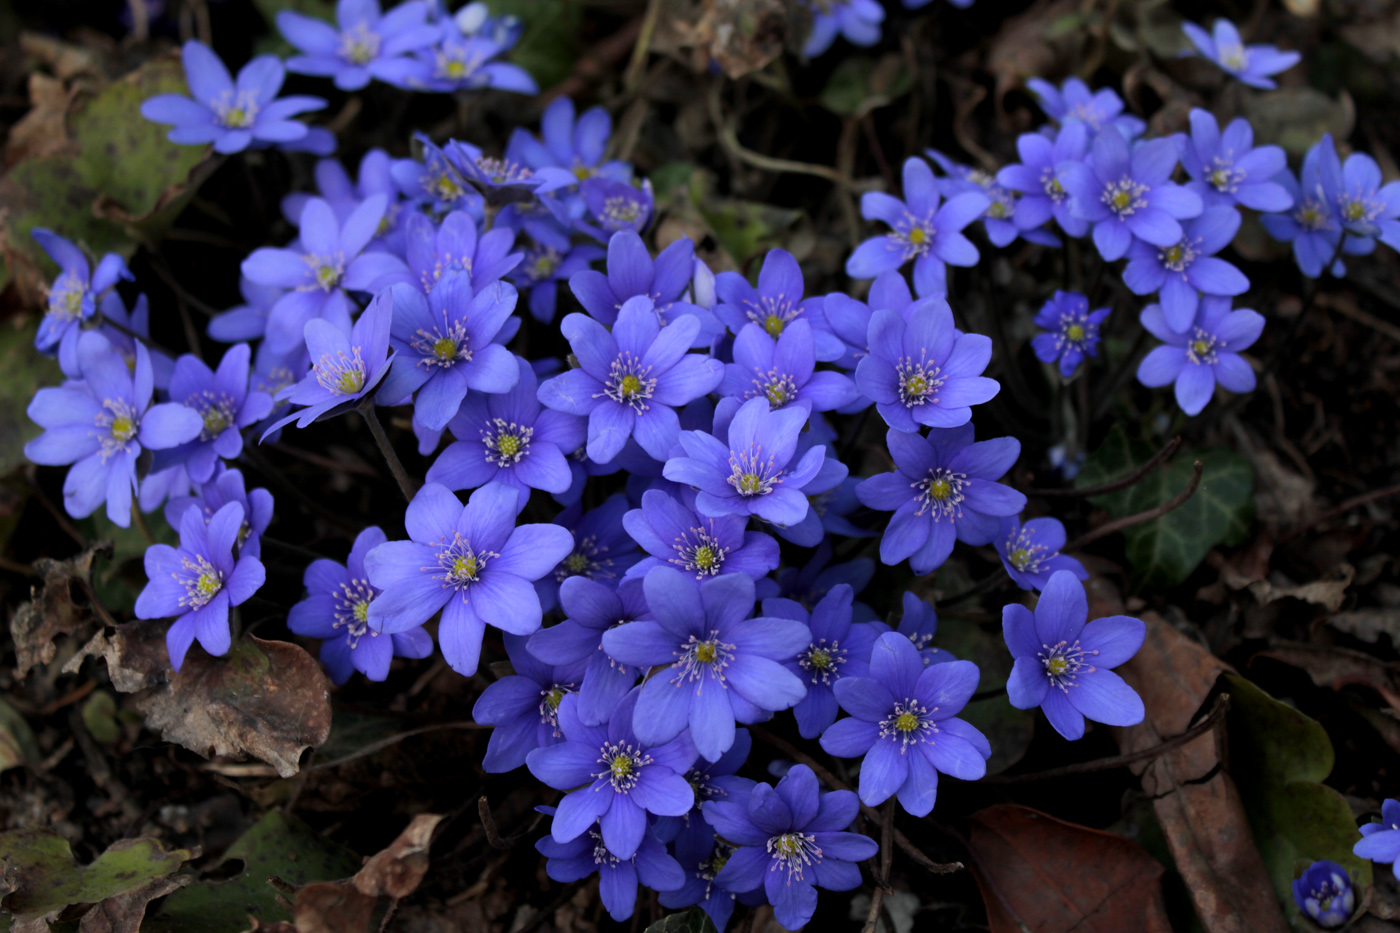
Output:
1028,436,1182,498
1065,460,1204,552
358,401,418,502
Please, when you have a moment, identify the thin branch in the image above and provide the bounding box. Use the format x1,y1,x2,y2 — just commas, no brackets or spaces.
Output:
621,0,663,92
862,801,896,933
984,693,1230,784
1279,481,1400,544
1029,436,1182,498
707,81,858,190
306,722,485,772
358,402,418,501
940,567,1010,607
479,795,517,849
1065,460,1203,551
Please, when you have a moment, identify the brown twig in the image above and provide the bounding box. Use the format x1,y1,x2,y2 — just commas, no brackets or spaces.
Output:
306,722,485,772
707,81,859,191
862,801,896,933
359,402,417,502
1029,436,1182,498
983,693,1231,784
1065,460,1203,551
479,795,516,849
1278,481,1400,544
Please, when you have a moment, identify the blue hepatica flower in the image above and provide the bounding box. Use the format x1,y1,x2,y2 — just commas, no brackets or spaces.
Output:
141,41,326,154
868,591,957,667
391,19,536,94
623,489,781,583
1030,290,1110,378
278,0,439,91
529,575,649,726
1356,798,1400,881
664,397,828,528
375,276,520,432
208,277,282,344
569,230,721,341
767,584,879,739
538,297,724,463
527,687,697,859
286,525,432,685
995,515,1089,591
511,97,631,184
261,288,395,436
997,124,1091,240
427,355,584,497
135,501,266,671
365,482,573,675
655,728,756,846
392,136,485,216
473,633,586,772
26,332,202,526
241,195,398,354
1292,860,1355,928
856,425,1026,575
1260,141,1355,279
164,467,273,560
602,568,809,762
380,210,522,295
157,344,274,484
1182,19,1300,91
31,229,131,369
716,248,844,360
1136,298,1264,416
579,178,655,240
703,763,878,930
1025,76,1144,139
659,826,755,932
1003,570,1146,740
1177,109,1292,212
925,149,1059,248
1059,128,1203,261
854,302,998,432
1123,205,1250,333
821,632,989,815
535,814,685,923
538,496,642,616
513,240,605,324
803,0,884,58
719,320,858,413
846,157,990,299
1316,134,1400,249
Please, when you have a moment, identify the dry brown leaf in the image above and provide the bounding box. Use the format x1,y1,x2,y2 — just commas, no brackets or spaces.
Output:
1113,615,1288,933
351,813,443,899
5,74,74,167
985,0,1083,109
693,0,792,79
77,875,189,933
1260,642,1400,713
11,542,111,679
1328,608,1400,644
1246,564,1354,611
292,882,375,933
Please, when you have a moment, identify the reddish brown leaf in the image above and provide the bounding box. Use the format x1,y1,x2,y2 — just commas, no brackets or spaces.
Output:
967,804,1171,933
11,542,111,679
1259,642,1400,713
292,881,375,933
351,814,443,900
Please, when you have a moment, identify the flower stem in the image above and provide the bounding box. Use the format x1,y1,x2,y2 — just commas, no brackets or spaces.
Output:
358,402,417,502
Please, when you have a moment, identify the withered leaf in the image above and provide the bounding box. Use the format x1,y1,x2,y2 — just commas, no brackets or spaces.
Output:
292,881,376,933
967,804,1172,933
76,874,189,933
351,813,444,900
0,829,191,922
1260,641,1400,713
11,542,111,679
694,0,792,79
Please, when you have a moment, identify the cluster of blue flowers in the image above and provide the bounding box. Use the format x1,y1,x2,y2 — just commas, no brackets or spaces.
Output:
20,5,1395,930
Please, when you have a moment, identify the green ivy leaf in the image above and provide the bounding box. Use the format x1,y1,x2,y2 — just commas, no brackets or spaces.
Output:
0,320,54,476
819,54,914,117
0,830,191,919
1223,674,1371,921
644,907,721,933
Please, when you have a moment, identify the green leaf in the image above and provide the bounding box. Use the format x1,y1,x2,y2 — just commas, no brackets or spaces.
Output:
1223,674,1371,921
486,0,581,89
686,173,806,270
0,320,55,476
0,700,39,772
0,830,191,918
145,811,361,933
644,907,721,933
819,54,914,117
933,616,1034,776
1076,427,1254,589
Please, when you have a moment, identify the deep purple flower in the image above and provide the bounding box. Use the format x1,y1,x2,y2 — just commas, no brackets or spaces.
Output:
538,495,642,612
703,764,878,930
26,333,202,526
765,585,879,739
364,482,573,675
855,425,1026,574
579,178,655,240
658,826,751,931
602,568,809,761
512,97,631,184
1316,135,1400,248
84,292,173,391
821,270,931,369
995,516,1088,591
1292,860,1355,928
164,467,274,560
1124,206,1250,333
1177,109,1292,212
375,276,519,431
924,149,1060,248
513,240,605,323
208,277,282,344
715,249,844,360
426,355,583,496
845,157,990,298
854,303,997,432
1058,129,1203,261
278,0,439,91
1030,291,1110,379
803,0,883,57
720,320,857,413
156,344,274,484
241,195,397,354
569,230,721,342
527,688,697,858
1356,799,1400,882
655,728,756,846
997,124,1092,240
141,41,325,154
535,816,685,923
623,489,780,582
538,298,724,463
261,288,395,436
773,539,874,611
474,633,587,772
135,501,266,671
1024,77,1144,139
867,591,957,667
31,229,131,370
1136,298,1263,415
1182,19,1300,90
391,136,485,216
387,24,536,94
287,526,432,685
664,397,827,528
821,633,989,815
1004,571,1146,740
377,210,522,295
529,575,649,726
1260,143,1353,279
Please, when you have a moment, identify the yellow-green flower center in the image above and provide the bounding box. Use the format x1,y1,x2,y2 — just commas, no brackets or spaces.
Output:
444,59,467,79
1111,190,1132,211
691,546,717,571
316,265,339,289
195,571,221,601
1210,169,1230,189
453,555,480,580
762,315,785,338
927,478,952,500
1345,201,1367,222
907,227,928,245
545,687,565,711
202,408,229,436
609,754,634,780
773,834,801,856
1163,245,1184,265
618,374,643,397
734,472,763,495
894,711,921,732
1066,324,1085,342
1045,656,1070,675
496,434,521,458
694,642,718,664
988,200,1010,219
765,382,789,407
566,552,591,574
1191,339,1211,357
432,336,457,361
808,649,832,670
110,415,137,442
352,599,370,624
